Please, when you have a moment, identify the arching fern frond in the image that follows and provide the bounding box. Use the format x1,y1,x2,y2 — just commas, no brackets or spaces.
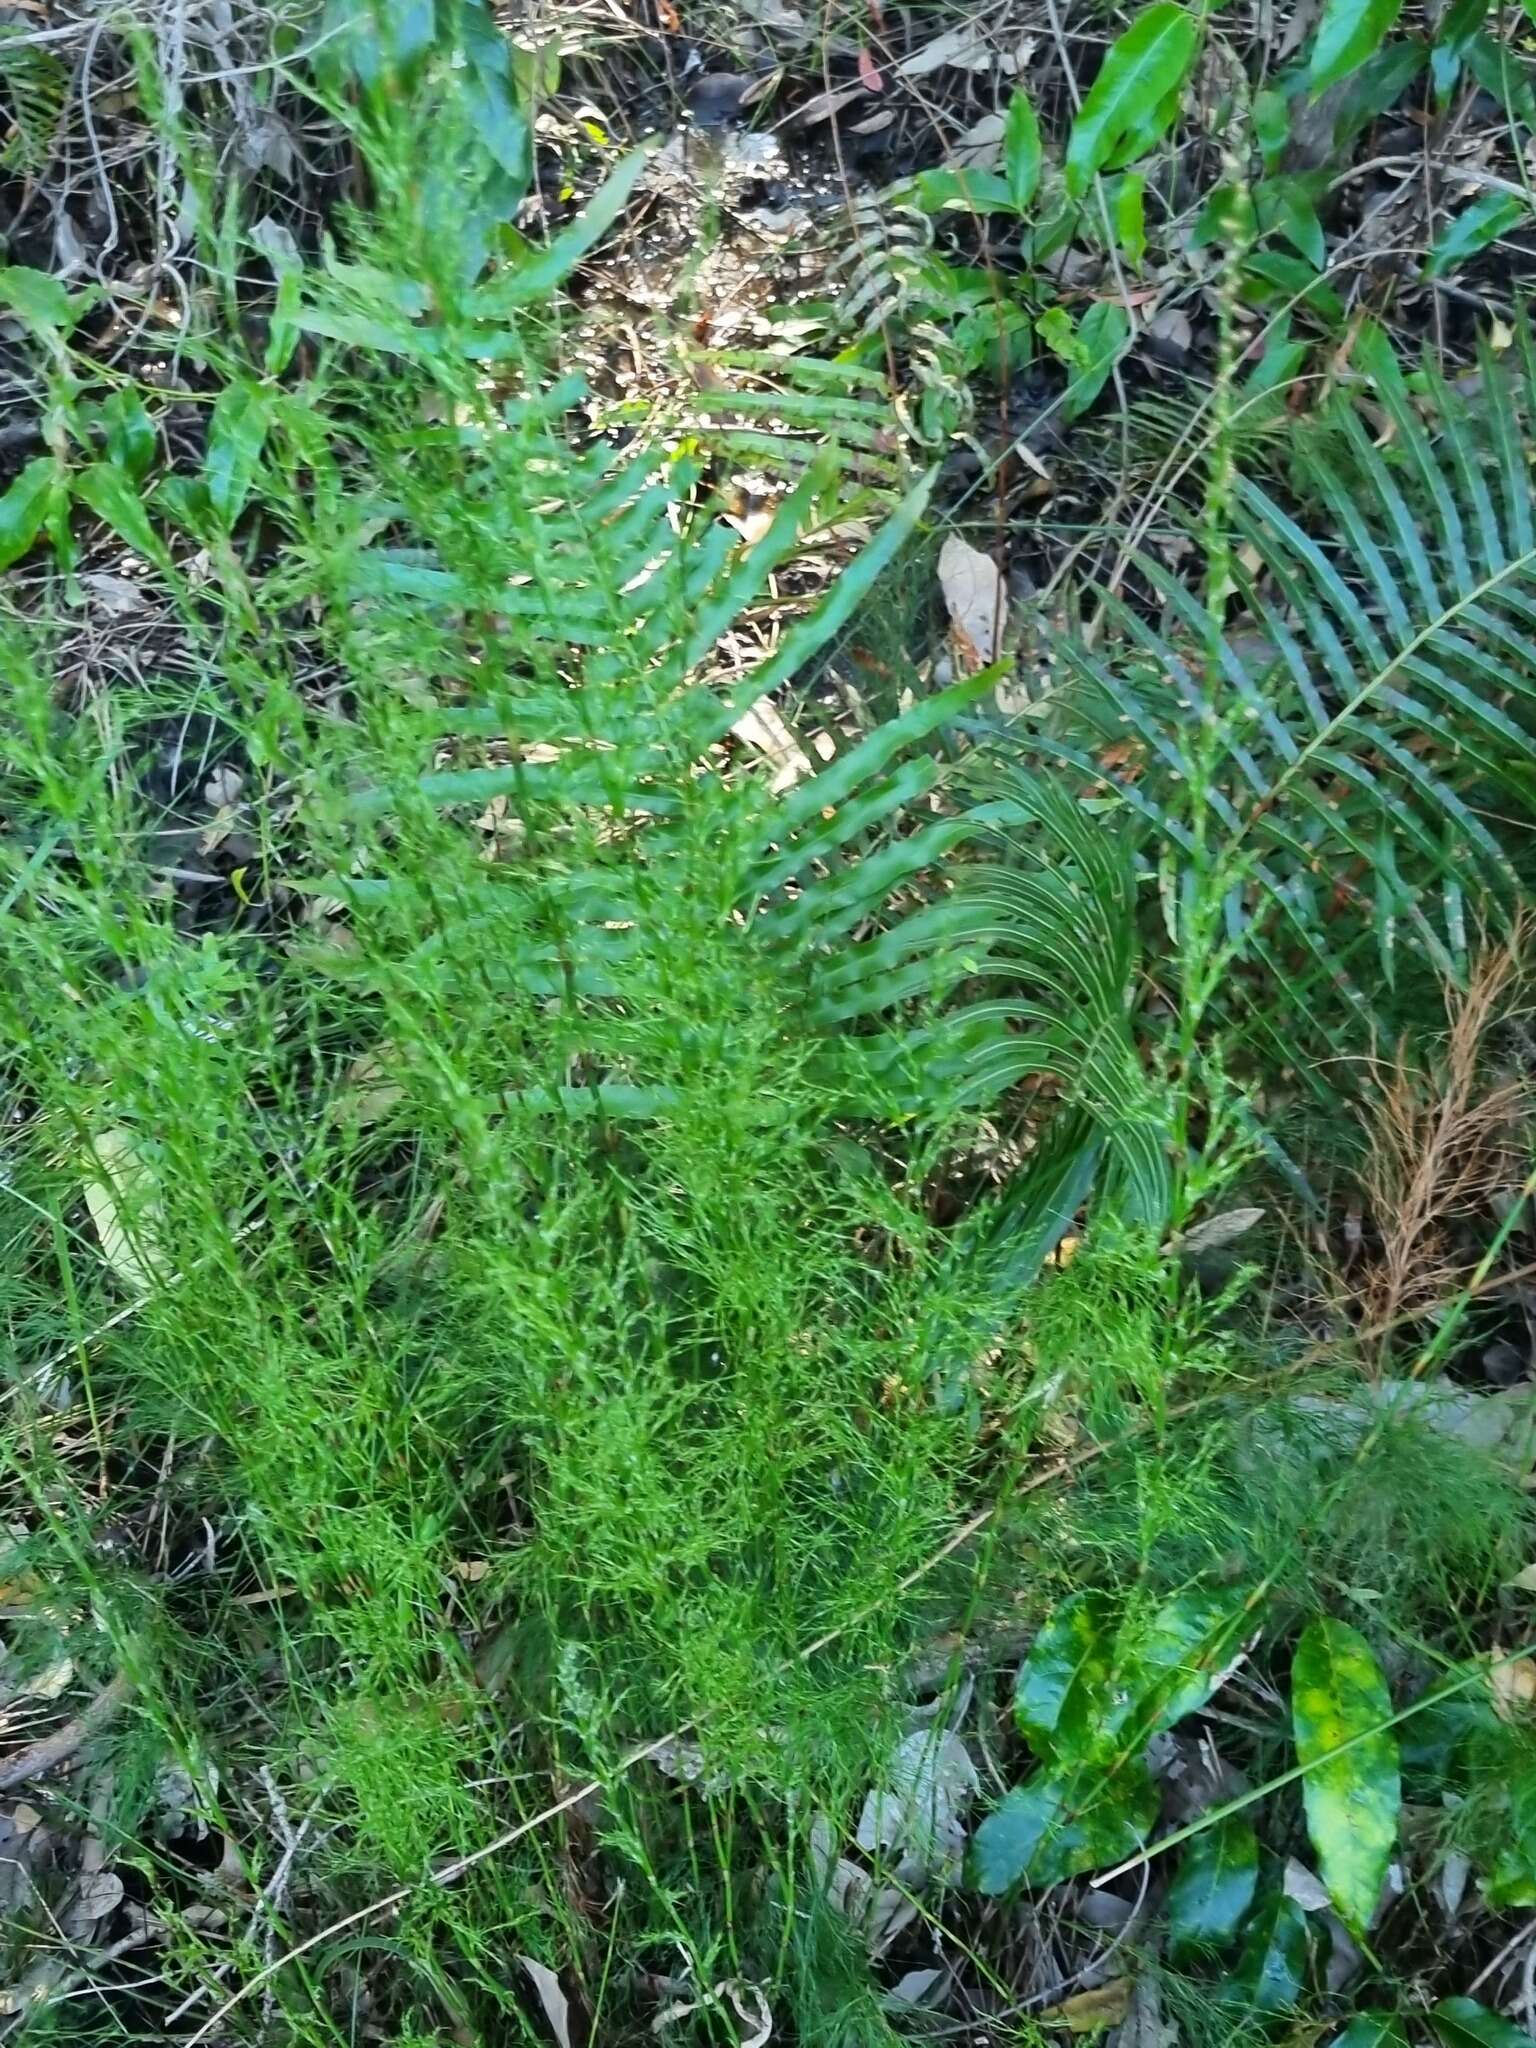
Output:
1016,324,1536,1094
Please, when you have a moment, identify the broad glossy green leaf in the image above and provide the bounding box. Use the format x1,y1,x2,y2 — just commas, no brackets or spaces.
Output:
1130,1584,1249,1729
1254,87,1290,168
909,167,1018,215
968,1760,1157,1892
205,383,275,526
1293,1618,1400,1935
72,463,171,570
460,0,532,186
1274,179,1327,269
1430,1999,1536,2048
1062,300,1130,421
1309,0,1404,92
1426,192,1527,279
1332,2016,1409,2047
0,456,57,570
0,263,94,338
100,389,156,480
1116,172,1147,263
1064,3,1198,198
1241,249,1345,323
1004,88,1042,211
1221,1893,1309,2016
1166,1817,1259,1959
1014,1593,1116,1758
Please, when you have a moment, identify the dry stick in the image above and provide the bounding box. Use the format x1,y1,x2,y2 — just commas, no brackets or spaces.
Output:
0,1672,135,1793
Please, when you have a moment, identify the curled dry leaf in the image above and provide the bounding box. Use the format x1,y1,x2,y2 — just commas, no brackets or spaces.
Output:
25,1656,74,1701
896,22,993,74
938,536,1005,673
653,1979,771,2048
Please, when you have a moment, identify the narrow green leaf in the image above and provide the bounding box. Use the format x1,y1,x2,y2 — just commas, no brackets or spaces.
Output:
1292,1618,1401,1935
459,0,532,186
1064,3,1199,198
1426,191,1527,279
1309,0,1404,92
1430,1999,1536,2048
0,456,58,571
72,463,172,571
1333,2017,1410,2047
1063,300,1130,420
100,389,156,480
968,1760,1157,1892
469,143,659,313
1116,172,1148,263
204,383,274,526
1166,1817,1259,1959
1004,88,1042,211
1254,87,1290,168
1275,180,1327,269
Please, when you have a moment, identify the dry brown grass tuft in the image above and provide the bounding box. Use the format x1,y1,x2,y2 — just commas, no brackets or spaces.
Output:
1350,921,1532,1371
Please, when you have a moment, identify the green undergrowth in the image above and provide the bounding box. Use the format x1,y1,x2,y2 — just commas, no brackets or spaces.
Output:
2,9,1536,2044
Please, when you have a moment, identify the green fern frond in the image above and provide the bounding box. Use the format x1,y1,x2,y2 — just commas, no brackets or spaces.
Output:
1020,327,1536,1089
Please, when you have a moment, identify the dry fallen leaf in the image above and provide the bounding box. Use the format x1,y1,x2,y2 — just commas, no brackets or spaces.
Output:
76,1871,126,1921
947,112,1005,169
1489,1648,1536,1721
1172,1206,1266,1256
520,1957,574,2048
25,1656,74,1701
732,700,813,792
938,535,1005,673
897,23,993,74
84,1127,167,1296
1042,1978,1132,2033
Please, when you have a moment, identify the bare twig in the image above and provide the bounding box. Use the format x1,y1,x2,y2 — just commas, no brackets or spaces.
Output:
0,1672,134,1793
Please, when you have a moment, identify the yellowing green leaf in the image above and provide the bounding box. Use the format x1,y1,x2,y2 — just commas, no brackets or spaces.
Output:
1116,172,1147,264
1309,0,1404,92
968,1759,1157,1892
1064,4,1198,199
84,1128,168,1297
1292,1618,1400,1935
1013,1592,1115,1759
